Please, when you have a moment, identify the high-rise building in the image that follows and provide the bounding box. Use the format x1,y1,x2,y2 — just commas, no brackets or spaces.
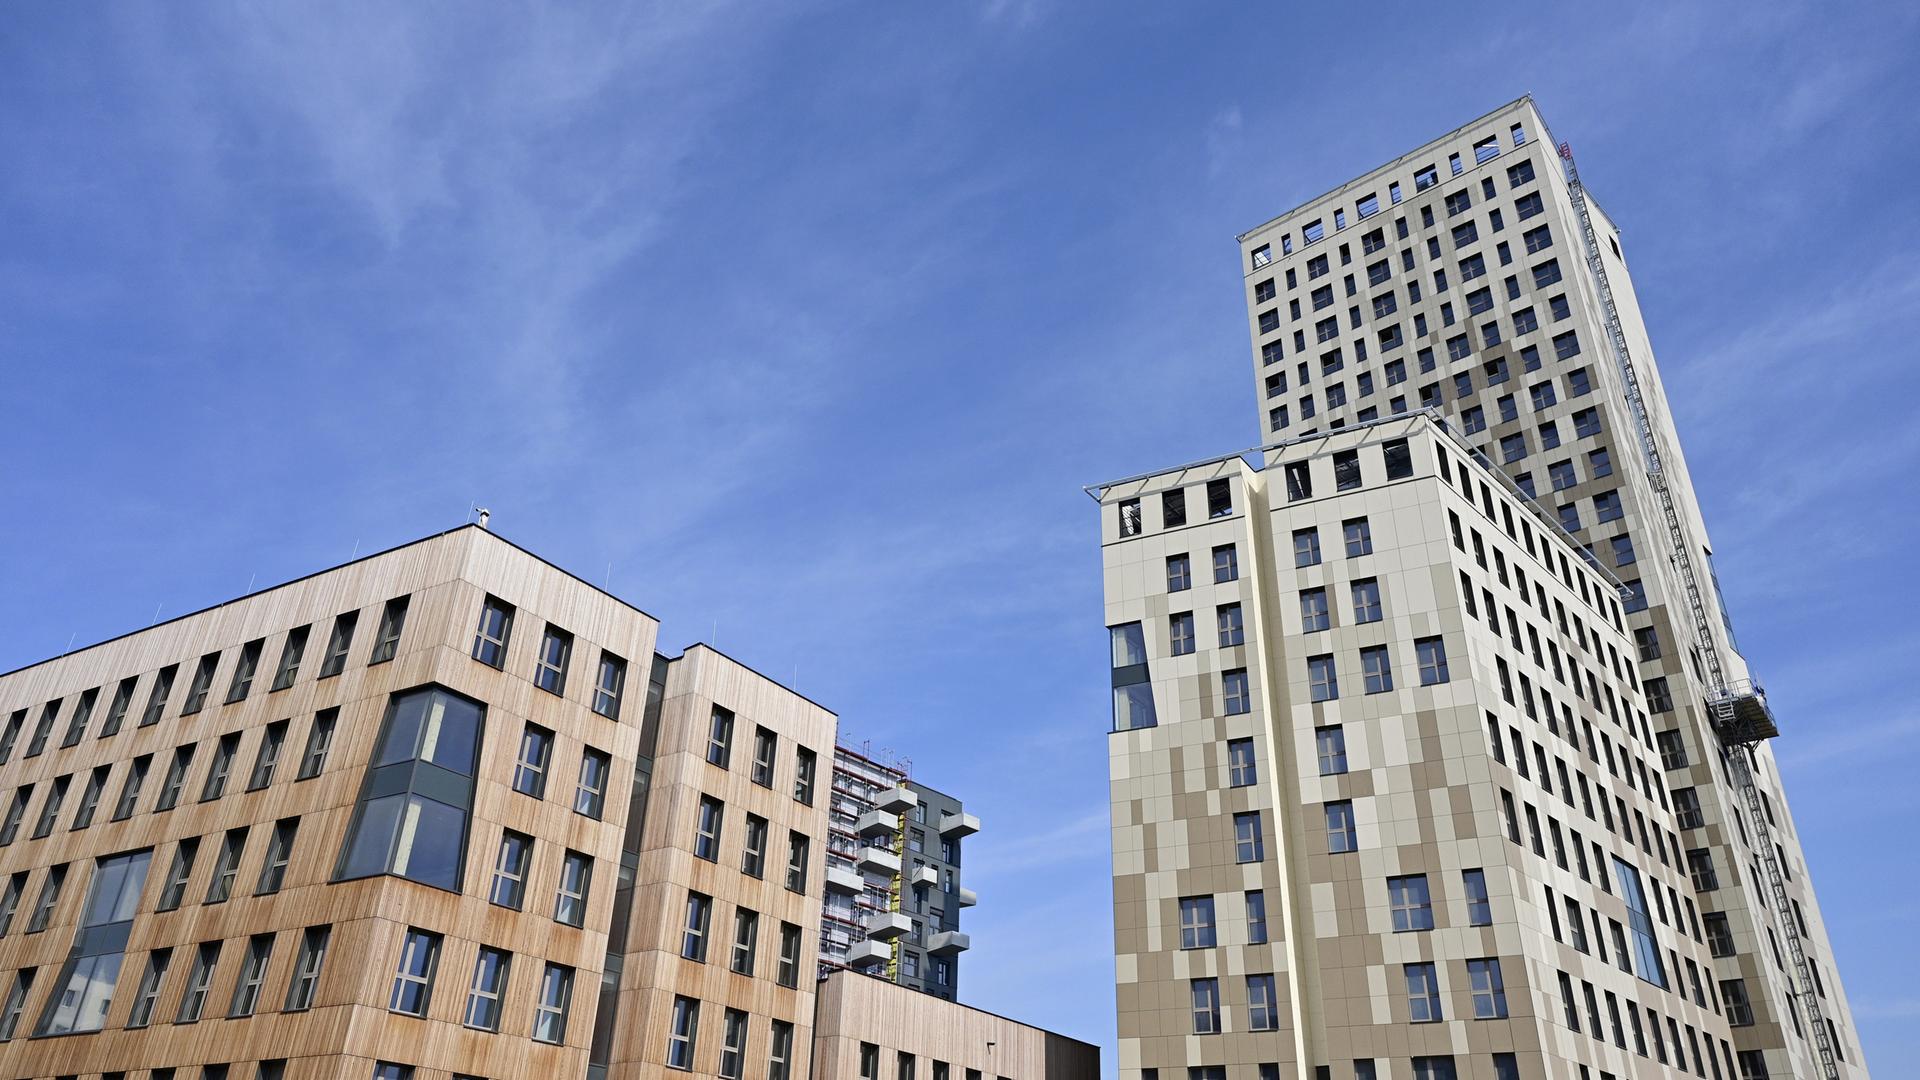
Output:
0,524,1088,1080
1098,415,1740,1080
818,743,978,998
1093,97,1863,1080
1230,96,1862,1080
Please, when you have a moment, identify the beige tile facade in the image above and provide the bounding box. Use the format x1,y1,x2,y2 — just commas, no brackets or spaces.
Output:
1099,417,1742,1080
1229,99,1862,1080
812,970,1098,1080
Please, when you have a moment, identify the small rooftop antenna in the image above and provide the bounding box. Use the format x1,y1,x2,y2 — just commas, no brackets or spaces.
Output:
476,508,492,530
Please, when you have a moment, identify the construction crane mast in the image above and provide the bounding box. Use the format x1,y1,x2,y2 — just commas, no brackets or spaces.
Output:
1556,141,1838,1080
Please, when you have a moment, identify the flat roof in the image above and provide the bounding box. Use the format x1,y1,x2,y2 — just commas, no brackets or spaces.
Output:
1,522,660,681
1235,95,1538,243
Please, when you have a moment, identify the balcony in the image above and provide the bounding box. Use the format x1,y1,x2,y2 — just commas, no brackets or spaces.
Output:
874,785,917,814
825,865,864,895
863,911,912,940
848,939,891,967
938,811,980,839
857,847,900,876
956,886,978,908
855,809,899,839
908,864,939,889
928,930,971,955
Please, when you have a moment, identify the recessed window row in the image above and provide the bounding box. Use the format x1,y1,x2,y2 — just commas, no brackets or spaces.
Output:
1247,119,1532,269
702,706,821,807
0,709,336,849
1554,966,1738,1080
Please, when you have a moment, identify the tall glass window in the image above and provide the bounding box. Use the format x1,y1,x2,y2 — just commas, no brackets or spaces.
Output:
34,849,151,1036
1109,623,1156,730
1613,857,1670,989
335,686,485,892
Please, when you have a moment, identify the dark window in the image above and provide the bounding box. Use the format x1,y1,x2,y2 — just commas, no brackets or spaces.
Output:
472,596,514,668
370,596,410,665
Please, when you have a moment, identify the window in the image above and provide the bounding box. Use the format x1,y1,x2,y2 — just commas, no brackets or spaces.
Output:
1351,578,1382,623
666,994,699,1068
450,944,511,1031
1222,669,1250,715
1326,801,1357,853
1361,645,1393,694
297,708,337,780
32,849,152,1035
1553,329,1582,360
176,940,221,1022
1169,612,1195,656
1723,978,1755,1025
1549,459,1577,491
1283,461,1311,501
1234,811,1264,863
719,1007,749,1079
786,830,810,892
157,840,197,911
271,627,308,691
1190,977,1221,1033
1160,554,1193,597
769,1019,796,1080
1294,527,1321,566
1160,488,1188,529
0,968,31,1040
1212,544,1239,583
225,934,274,1018
335,686,486,892
692,796,726,861
528,625,573,696
204,827,247,903
31,774,69,838
1118,498,1142,537
1316,726,1347,774
313,612,358,679
71,767,107,830
1381,438,1413,480
1250,244,1271,268
1705,913,1735,957
548,849,592,927
752,726,778,787
575,747,611,818
1463,869,1491,925
1405,962,1442,1022
1468,958,1508,1018
1228,738,1257,786
284,925,330,1011
1246,890,1269,944
388,928,441,1015
472,596,514,667
1389,875,1434,931
372,1065,412,1080
137,665,178,727
360,596,411,666
1298,589,1329,633
777,921,803,988
731,907,760,974
1308,654,1338,701
1217,604,1244,647
489,830,533,908
1179,896,1217,949
201,732,240,801
1594,490,1624,523
1333,449,1362,491
731,813,767,880
126,948,171,1027
533,963,574,1045
1247,973,1279,1030
784,747,816,809
1344,517,1372,557
248,720,288,790
1416,637,1450,684
1613,857,1670,989
681,891,713,960
1687,849,1719,891
513,724,554,797
255,818,298,894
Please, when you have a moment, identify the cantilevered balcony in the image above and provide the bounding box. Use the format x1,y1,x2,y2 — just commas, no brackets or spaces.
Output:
938,810,980,838
825,865,864,894
863,911,912,940
849,939,891,967
857,847,900,876
908,864,939,888
874,784,917,814
928,930,971,955
855,809,899,839
956,886,978,908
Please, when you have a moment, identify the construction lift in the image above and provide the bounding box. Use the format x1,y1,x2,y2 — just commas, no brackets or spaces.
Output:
1558,141,1838,1080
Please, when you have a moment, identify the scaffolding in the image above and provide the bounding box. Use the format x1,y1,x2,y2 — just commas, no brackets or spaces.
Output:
1558,141,1837,1080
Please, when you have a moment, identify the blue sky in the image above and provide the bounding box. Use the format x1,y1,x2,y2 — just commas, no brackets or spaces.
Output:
3,1,1917,1070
